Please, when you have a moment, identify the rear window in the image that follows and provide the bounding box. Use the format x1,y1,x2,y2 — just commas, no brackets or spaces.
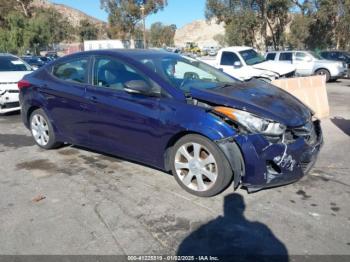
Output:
266,53,276,61
0,56,31,72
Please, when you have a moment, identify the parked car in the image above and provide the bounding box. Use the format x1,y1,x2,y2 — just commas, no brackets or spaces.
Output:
45,51,59,60
39,56,53,64
21,56,45,70
265,50,348,82
319,50,350,77
201,47,296,81
0,54,32,114
208,47,218,56
19,50,323,196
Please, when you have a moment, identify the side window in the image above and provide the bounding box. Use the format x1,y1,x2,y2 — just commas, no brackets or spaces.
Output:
320,52,330,59
53,58,88,84
295,52,307,61
220,52,240,66
93,57,146,90
279,52,293,62
266,53,276,61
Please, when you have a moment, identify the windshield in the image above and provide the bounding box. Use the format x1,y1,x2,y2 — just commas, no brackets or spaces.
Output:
134,54,238,91
309,51,323,60
239,49,265,65
0,56,31,72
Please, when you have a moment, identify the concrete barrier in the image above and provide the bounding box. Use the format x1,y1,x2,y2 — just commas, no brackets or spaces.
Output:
272,75,330,119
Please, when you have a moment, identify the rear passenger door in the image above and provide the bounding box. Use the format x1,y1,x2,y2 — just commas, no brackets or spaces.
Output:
42,55,91,144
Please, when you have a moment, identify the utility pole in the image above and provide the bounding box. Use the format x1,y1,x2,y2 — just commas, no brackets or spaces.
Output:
140,4,147,49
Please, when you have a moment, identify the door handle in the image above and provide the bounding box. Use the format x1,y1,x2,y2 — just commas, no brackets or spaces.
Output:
88,96,98,103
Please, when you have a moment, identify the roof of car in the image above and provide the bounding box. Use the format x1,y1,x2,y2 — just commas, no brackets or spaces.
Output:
0,53,15,57
220,46,253,52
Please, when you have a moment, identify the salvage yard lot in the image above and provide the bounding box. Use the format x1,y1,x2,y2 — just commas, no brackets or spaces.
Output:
0,80,349,256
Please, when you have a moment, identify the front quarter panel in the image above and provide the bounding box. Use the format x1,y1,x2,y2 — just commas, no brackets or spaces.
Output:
159,97,236,142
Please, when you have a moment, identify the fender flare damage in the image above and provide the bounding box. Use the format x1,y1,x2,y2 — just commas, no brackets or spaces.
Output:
216,137,245,189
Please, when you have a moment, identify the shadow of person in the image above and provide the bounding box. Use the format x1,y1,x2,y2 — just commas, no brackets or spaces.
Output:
331,117,350,136
177,193,288,261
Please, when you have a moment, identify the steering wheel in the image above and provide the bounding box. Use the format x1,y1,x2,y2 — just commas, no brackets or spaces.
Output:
180,72,200,88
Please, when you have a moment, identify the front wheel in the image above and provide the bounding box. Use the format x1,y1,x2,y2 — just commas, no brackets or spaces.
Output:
30,109,62,149
170,134,233,197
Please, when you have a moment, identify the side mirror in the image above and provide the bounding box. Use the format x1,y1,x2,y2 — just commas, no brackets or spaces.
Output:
233,61,242,68
124,80,152,95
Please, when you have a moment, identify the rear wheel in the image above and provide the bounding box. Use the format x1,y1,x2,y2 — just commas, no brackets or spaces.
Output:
315,69,331,82
170,134,233,197
30,109,62,149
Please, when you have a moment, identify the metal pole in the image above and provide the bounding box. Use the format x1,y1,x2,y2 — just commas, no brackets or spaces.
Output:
141,5,147,49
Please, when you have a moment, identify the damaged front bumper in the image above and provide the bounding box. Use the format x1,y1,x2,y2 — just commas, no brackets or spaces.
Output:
217,120,323,192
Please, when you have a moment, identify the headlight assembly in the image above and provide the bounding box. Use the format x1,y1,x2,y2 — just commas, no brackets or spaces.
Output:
214,106,286,136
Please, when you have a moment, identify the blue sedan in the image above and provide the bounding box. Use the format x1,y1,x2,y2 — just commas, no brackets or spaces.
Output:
18,49,323,197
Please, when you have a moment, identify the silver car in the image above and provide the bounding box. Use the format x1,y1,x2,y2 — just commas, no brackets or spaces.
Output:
265,50,347,82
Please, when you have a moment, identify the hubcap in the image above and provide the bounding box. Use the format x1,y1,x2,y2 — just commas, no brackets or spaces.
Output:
31,114,49,146
174,142,218,192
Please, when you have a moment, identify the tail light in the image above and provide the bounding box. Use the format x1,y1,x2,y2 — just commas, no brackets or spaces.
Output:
18,79,31,89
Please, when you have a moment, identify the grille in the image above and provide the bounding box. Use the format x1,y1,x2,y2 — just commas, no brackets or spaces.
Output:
1,102,20,109
0,82,17,85
285,120,319,145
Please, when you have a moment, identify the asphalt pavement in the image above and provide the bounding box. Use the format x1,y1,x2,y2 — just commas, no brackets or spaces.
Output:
0,80,349,257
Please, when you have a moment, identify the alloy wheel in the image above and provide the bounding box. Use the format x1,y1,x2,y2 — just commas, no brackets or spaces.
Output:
31,114,50,146
174,142,218,192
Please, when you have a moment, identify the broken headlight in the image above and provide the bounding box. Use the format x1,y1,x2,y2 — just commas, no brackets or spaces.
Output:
214,107,286,136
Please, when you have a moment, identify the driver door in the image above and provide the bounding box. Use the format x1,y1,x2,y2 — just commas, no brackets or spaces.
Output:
218,51,248,80
83,55,163,164
293,52,314,76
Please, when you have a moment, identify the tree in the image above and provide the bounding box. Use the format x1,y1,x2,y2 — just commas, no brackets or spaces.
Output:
0,7,74,55
287,14,312,49
213,34,226,47
0,0,33,26
78,19,99,42
205,0,292,50
149,22,176,47
100,0,167,40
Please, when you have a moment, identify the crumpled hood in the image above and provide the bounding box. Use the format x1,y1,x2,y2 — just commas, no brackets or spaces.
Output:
252,61,296,76
190,79,311,127
0,71,31,90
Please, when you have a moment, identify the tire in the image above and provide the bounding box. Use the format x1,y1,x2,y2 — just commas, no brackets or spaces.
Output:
170,134,233,197
29,109,62,149
315,69,331,82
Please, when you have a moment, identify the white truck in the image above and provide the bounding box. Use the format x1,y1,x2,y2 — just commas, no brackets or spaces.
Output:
201,46,296,81
84,40,125,51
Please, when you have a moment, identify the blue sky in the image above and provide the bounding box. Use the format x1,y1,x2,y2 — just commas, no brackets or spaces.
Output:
51,0,207,29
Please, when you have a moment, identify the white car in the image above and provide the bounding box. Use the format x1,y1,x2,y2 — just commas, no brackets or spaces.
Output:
201,46,296,81
265,50,348,82
0,54,32,114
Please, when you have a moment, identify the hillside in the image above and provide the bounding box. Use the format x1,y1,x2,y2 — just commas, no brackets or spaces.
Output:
174,19,225,48
32,0,106,28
